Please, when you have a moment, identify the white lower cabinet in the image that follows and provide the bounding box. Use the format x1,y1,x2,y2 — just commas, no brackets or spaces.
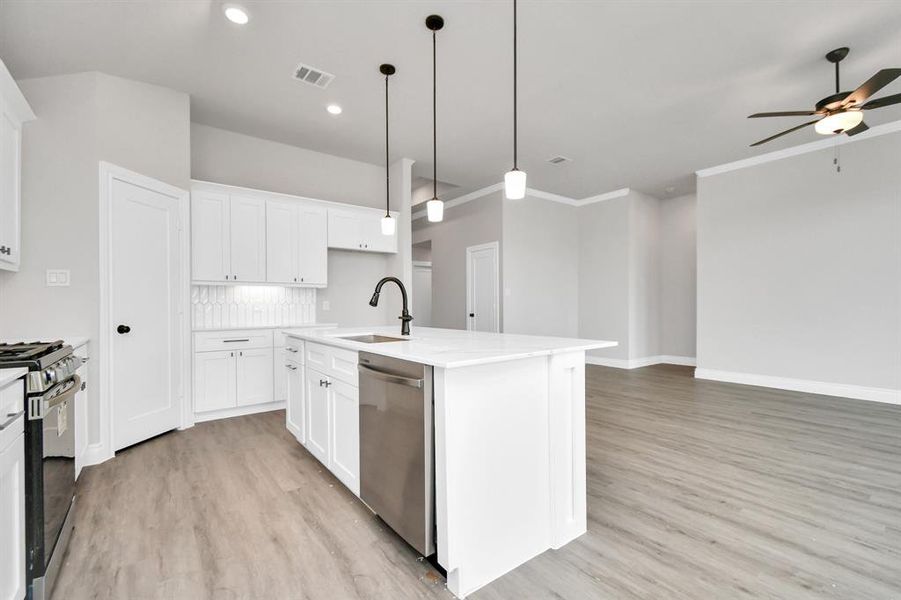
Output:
193,349,238,413
285,360,305,443
329,379,360,494
304,363,360,496
305,367,330,466
0,397,26,600
235,348,273,407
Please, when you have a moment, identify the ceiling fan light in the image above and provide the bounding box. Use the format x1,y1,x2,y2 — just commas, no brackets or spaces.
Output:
814,111,863,135
505,169,527,199
426,199,444,222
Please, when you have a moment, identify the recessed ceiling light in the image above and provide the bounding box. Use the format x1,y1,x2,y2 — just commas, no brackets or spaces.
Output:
223,5,249,25
326,104,343,115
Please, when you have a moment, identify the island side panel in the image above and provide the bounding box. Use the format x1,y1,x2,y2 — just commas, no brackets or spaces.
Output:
548,350,588,547
434,357,552,598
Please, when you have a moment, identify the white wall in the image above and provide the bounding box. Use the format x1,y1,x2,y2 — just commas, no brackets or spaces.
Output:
578,196,632,360
191,123,383,209
697,130,901,393
0,71,191,446
659,194,697,358
190,123,412,328
412,193,503,330
503,194,579,337
628,192,661,360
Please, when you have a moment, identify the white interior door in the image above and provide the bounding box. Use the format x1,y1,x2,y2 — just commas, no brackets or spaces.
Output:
412,264,432,327
466,242,500,333
111,176,183,451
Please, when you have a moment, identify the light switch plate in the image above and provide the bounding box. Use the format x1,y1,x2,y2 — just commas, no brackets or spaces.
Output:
46,269,71,287
321,300,331,311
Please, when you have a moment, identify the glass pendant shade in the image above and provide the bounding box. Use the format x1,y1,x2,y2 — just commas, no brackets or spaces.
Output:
505,169,527,199
426,199,444,222
381,215,396,235
814,111,863,135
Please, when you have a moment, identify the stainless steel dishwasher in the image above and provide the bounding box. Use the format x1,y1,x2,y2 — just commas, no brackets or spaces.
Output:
358,352,435,557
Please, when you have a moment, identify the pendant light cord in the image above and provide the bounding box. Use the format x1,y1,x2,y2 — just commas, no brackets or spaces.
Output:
385,73,390,217
432,29,438,200
513,0,518,170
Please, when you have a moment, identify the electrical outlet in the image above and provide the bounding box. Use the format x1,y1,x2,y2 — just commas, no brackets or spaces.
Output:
322,300,331,311
46,270,71,287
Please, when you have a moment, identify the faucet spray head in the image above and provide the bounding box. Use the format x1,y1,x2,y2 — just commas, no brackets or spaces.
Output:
369,291,380,307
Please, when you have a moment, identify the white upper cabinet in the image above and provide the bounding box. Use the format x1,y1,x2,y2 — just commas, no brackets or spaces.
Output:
265,199,298,284
191,190,231,282
297,205,328,285
0,59,36,273
229,194,267,283
327,207,398,254
265,200,328,286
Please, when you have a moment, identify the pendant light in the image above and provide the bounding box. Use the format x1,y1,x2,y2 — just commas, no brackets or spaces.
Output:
380,63,397,236
504,0,526,200
425,15,445,222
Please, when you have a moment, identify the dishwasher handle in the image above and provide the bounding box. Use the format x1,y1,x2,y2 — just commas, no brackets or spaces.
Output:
358,363,423,389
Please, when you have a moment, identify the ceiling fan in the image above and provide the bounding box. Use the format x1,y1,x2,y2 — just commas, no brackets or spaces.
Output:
748,47,901,147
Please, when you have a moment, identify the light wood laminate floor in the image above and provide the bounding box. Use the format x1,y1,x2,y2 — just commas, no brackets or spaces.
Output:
56,365,901,599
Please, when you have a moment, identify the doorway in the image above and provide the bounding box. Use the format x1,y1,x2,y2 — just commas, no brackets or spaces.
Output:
99,163,189,457
466,241,499,333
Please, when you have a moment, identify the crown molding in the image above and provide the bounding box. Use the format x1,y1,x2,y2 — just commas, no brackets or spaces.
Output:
411,182,633,220
696,119,901,178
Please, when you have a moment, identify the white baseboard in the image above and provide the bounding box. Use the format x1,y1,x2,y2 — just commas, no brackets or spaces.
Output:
694,368,901,405
586,355,697,369
194,400,286,423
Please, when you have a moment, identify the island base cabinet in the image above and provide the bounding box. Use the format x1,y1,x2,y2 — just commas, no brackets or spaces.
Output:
305,367,330,466
285,360,304,443
329,380,360,495
0,429,26,600
303,366,360,496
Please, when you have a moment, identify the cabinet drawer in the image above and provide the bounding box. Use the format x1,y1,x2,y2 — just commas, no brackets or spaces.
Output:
194,329,273,352
283,339,304,364
305,342,358,386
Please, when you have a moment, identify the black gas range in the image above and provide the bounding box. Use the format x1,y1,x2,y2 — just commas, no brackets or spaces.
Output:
0,341,82,600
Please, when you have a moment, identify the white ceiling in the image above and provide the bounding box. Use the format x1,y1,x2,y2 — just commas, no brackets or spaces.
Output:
2,1,900,200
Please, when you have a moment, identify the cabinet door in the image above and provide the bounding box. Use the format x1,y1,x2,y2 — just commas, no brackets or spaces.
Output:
327,209,363,250
235,348,273,407
229,194,267,282
274,351,289,403
365,218,398,253
297,204,328,285
266,199,298,284
285,361,305,444
0,433,26,600
305,367,330,466
193,350,236,413
329,380,360,495
191,190,231,282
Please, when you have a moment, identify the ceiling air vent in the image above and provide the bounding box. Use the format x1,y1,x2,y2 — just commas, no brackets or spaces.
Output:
547,155,571,165
292,63,335,89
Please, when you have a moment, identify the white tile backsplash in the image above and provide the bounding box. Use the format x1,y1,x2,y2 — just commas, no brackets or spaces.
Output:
192,285,317,330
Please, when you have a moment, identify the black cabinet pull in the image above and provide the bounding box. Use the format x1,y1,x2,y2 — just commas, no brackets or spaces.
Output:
117,324,131,334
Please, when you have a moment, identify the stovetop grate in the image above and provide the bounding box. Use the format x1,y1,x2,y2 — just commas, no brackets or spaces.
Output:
0,340,66,362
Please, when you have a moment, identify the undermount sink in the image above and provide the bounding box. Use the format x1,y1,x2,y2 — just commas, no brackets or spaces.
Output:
338,334,406,344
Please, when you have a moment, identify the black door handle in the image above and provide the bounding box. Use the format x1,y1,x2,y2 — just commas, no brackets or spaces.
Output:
469,313,475,318
117,324,131,334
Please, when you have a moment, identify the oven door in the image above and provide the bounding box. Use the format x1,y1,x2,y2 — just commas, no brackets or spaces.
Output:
40,376,77,569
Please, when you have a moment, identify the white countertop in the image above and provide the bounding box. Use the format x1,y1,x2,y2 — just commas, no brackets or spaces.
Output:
0,367,28,388
284,326,616,369
193,324,337,333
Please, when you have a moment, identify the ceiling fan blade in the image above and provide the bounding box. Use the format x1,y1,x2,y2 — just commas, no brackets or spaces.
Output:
844,69,901,106
747,111,818,118
862,93,901,110
750,119,820,147
845,121,869,137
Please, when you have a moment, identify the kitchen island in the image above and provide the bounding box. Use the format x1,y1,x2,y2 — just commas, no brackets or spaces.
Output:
283,326,616,598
